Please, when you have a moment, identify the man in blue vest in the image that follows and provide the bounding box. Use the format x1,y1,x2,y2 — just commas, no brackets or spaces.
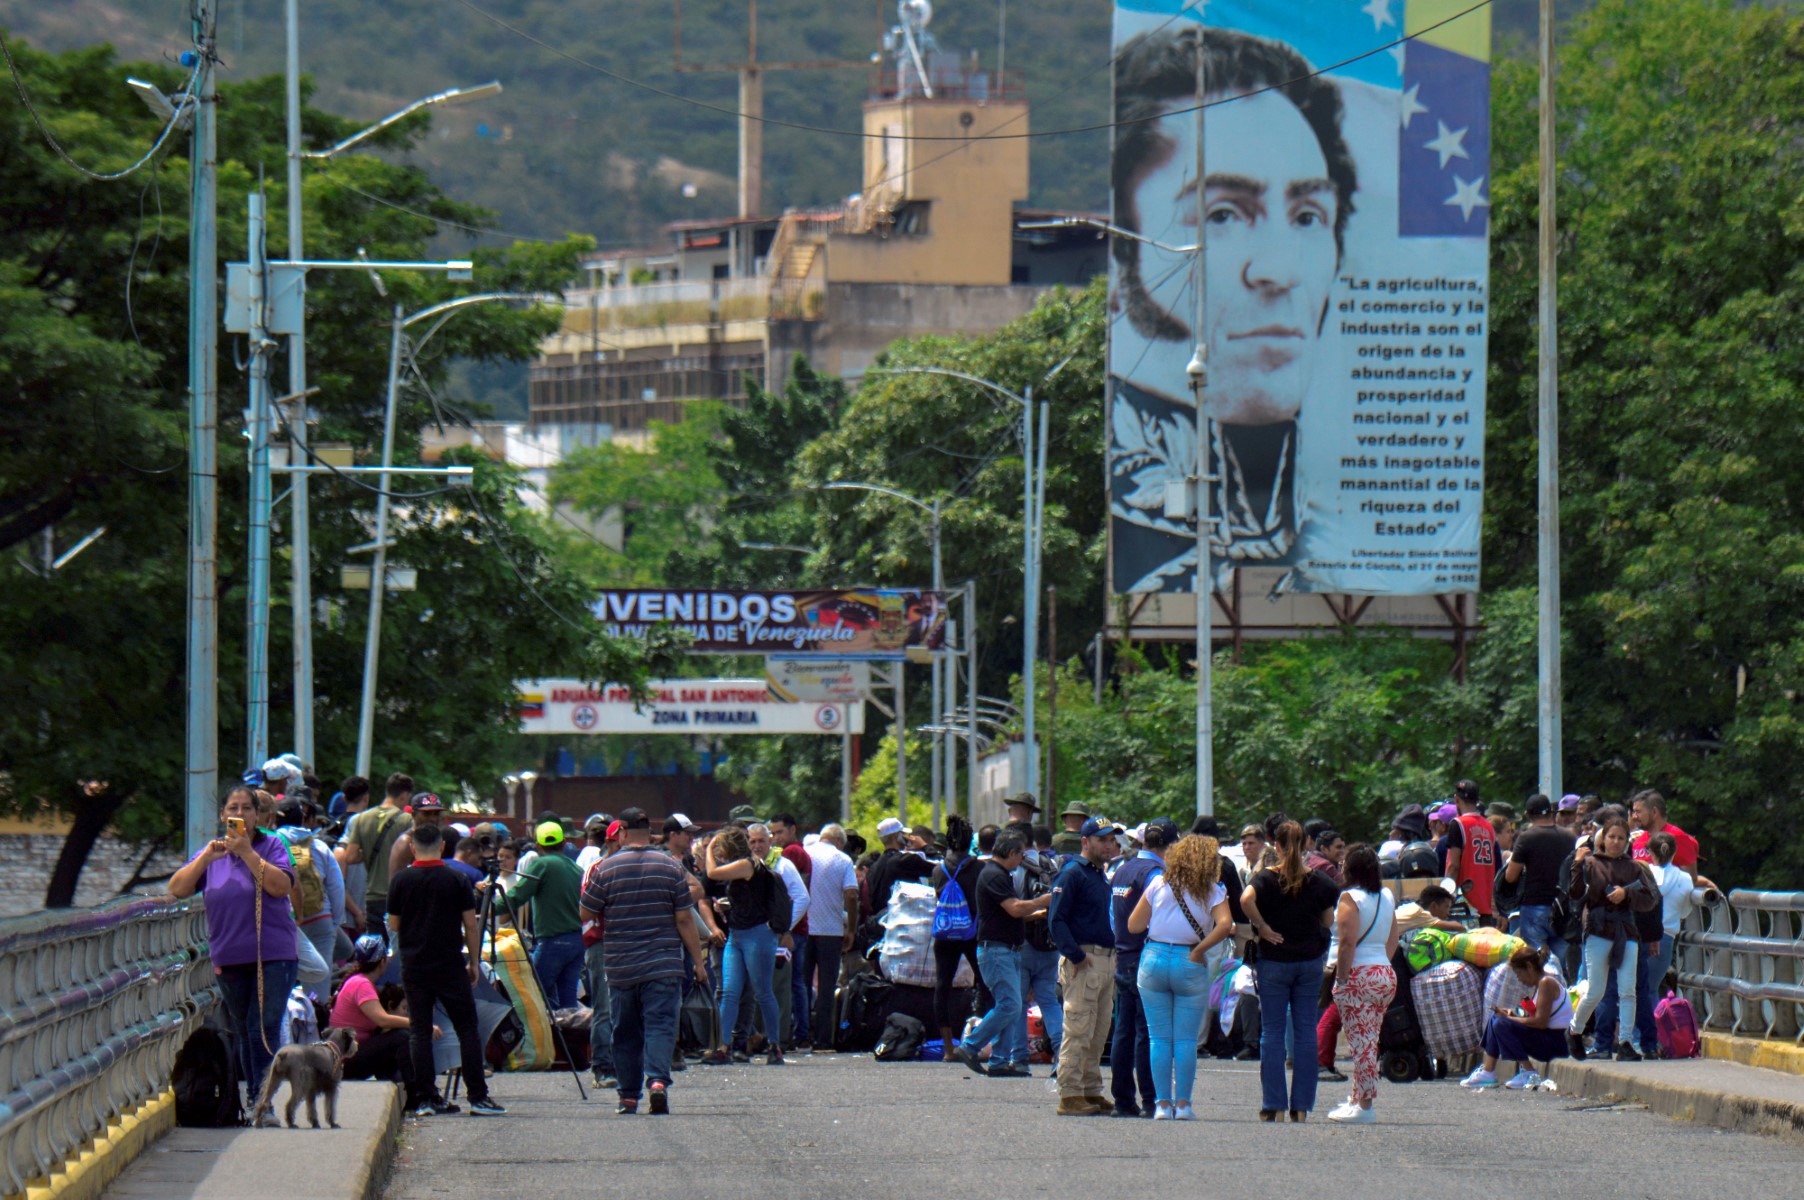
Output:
1107,817,1178,1117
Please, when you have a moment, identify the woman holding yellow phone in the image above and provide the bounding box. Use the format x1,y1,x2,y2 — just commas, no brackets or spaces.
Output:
170,783,299,1096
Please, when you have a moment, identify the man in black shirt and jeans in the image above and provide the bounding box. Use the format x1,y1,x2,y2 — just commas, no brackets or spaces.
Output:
387,822,505,1117
950,831,1050,1079
1504,793,1576,962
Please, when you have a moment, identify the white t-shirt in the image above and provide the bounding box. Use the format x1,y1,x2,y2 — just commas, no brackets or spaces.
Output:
804,842,859,936
1143,876,1227,945
1652,862,1694,936
575,844,603,875
771,854,810,932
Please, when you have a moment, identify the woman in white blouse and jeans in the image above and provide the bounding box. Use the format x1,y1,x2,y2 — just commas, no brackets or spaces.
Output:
1326,845,1399,1124
1126,835,1234,1120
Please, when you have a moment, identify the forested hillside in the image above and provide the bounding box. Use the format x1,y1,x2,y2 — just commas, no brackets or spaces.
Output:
2,0,1554,248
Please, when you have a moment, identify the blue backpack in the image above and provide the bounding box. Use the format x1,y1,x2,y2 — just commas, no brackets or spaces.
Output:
932,859,978,941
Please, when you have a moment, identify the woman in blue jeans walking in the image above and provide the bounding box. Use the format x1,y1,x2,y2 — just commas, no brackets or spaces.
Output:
1240,821,1340,1122
1127,834,1234,1120
703,826,786,1065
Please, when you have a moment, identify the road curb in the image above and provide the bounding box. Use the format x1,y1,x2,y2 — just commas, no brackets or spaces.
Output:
1701,1032,1804,1077
21,1088,174,1200
346,1083,402,1200
1548,1059,1804,1143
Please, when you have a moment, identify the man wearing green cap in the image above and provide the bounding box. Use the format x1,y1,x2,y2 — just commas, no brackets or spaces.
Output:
1051,802,1091,857
482,819,585,1007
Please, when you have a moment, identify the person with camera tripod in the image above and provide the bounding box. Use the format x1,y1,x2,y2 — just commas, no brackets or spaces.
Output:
480,821,585,1008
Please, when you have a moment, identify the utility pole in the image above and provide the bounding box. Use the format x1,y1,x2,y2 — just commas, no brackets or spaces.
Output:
894,663,907,825
356,306,405,778
284,0,314,768
673,0,865,218
185,2,219,859
1045,585,1057,812
965,580,978,818
244,191,274,768
1536,0,1562,799
1188,29,1215,818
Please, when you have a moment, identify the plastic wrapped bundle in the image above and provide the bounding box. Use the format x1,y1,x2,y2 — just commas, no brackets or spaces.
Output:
879,881,975,987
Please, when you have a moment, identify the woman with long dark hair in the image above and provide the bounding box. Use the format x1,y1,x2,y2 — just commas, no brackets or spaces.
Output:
1240,820,1339,1121
1325,844,1398,1124
704,824,786,1065
1567,813,1658,1060
1127,834,1233,1119
169,784,299,1096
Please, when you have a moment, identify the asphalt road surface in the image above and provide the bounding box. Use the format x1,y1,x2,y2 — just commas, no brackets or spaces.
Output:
385,1054,1795,1200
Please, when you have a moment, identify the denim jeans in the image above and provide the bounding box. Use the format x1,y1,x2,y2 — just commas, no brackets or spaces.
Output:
1138,942,1212,1105
963,944,1023,1055
610,976,681,1100
1632,933,1674,1050
792,936,815,1043
1009,945,1063,1066
1110,956,1154,1111
1575,934,1638,1050
532,930,586,1009
720,925,781,1049
1516,904,1569,965
582,941,614,1074
1256,953,1326,1113
217,958,299,1097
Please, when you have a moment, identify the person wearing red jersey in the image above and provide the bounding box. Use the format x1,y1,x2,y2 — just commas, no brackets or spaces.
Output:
1629,790,1699,880
1445,779,1499,926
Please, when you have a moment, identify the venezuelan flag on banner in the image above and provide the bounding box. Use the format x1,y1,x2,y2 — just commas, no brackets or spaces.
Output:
1400,0,1492,237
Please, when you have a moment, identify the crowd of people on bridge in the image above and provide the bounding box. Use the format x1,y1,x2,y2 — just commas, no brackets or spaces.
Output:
170,758,1715,1126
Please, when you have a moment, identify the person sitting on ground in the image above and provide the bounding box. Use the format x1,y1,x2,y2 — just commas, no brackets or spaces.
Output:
1461,944,1572,1089
332,934,432,1094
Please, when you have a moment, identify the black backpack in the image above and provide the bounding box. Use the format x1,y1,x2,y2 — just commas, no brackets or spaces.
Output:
172,1026,241,1127
874,1013,927,1062
834,973,894,1052
1022,856,1058,952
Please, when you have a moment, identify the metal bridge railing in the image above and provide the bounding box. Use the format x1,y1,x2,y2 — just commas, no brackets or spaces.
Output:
1676,888,1804,1043
0,895,215,1197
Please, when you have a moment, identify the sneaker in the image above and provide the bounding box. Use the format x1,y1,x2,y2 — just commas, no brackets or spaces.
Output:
988,1062,1030,1078
1109,1105,1142,1119
1615,1042,1644,1062
1152,1101,1174,1120
1567,1032,1588,1061
1327,1104,1375,1124
1234,1047,1259,1061
468,1097,506,1117
1504,1070,1544,1090
615,1098,638,1115
1173,1103,1196,1122
950,1043,987,1076
1460,1068,1499,1089
647,1082,669,1115
730,1048,752,1064
1318,1066,1348,1083
699,1049,731,1066
765,1049,786,1066
595,1074,619,1089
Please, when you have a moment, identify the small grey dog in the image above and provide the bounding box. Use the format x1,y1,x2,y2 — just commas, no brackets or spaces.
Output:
251,1026,357,1128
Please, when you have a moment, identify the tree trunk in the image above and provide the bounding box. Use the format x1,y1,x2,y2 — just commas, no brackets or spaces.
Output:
44,788,124,909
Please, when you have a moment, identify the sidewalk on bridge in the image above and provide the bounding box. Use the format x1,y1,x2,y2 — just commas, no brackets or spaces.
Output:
100,1082,401,1200
1548,1041,1804,1143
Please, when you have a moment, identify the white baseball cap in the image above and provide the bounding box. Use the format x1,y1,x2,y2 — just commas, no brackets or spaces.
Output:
877,817,906,838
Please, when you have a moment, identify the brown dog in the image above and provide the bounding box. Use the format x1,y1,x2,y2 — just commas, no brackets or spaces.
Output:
251,1026,357,1128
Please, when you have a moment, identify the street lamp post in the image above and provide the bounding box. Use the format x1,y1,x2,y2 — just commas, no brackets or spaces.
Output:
281,52,502,766
865,358,1075,806
819,481,940,827
353,293,550,777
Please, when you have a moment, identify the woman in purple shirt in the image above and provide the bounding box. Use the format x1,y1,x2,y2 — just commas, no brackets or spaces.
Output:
170,784,299,1095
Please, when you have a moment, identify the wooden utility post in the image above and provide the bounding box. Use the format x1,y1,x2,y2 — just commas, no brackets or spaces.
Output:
673,0,870,218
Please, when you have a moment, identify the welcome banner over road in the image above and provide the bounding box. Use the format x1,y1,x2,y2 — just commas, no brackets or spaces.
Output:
592,589,948,659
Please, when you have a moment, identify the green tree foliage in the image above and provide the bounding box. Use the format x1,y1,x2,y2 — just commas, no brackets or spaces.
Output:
1481,0,1804,885
0,36,660,903
551,403,726,586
